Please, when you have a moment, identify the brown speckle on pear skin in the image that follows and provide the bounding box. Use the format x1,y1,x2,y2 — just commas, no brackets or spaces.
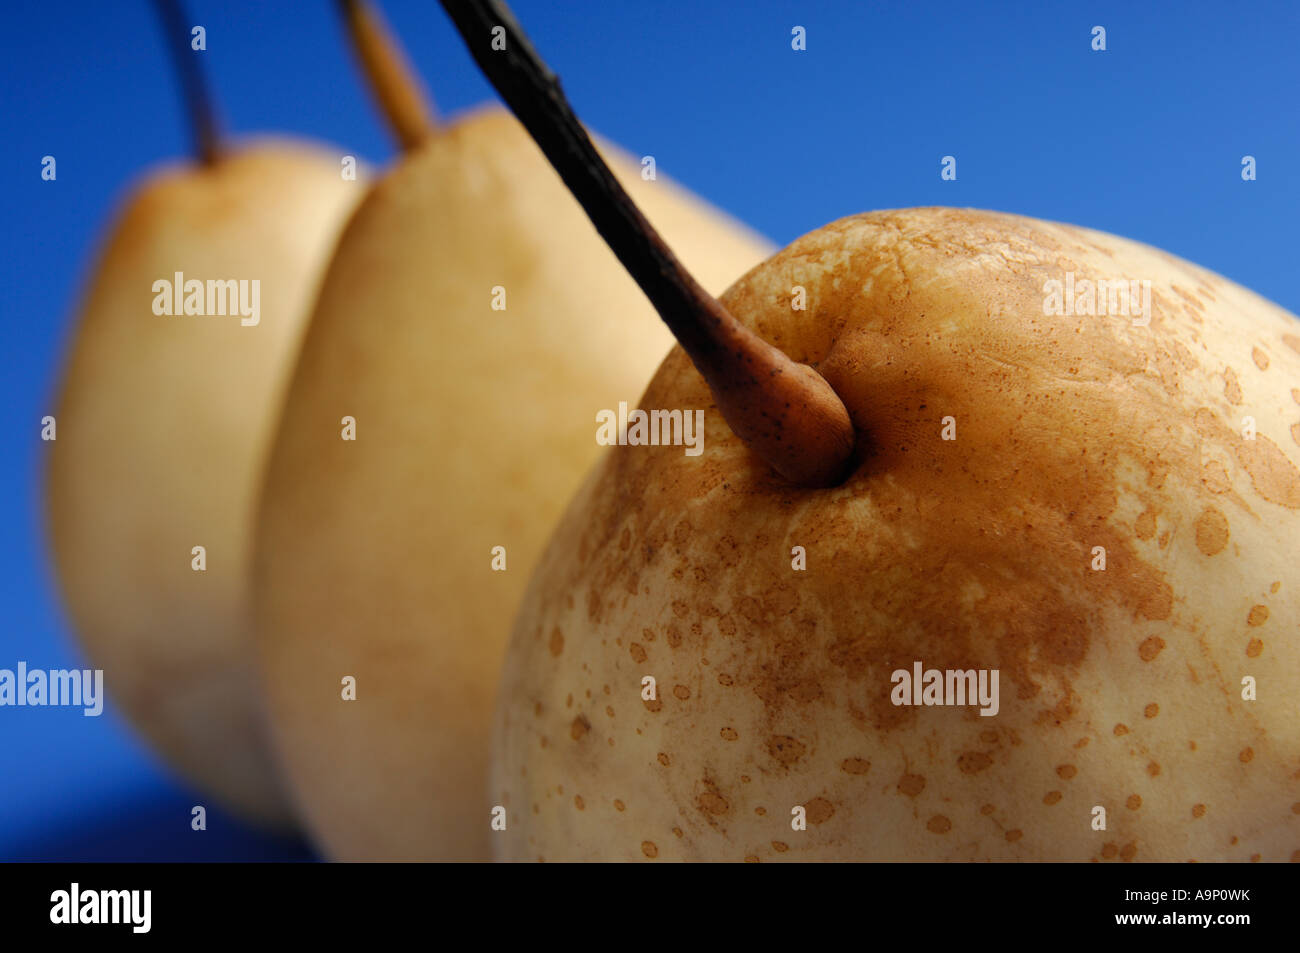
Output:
1195,409,1300,508
1194,507,1230,555
927,815,952,834
805,797,835,824
767,735,807,766
1223,367,1243,404
1138,636,1165,661
697,787,729,816
569,716,589,741
898,773,926,797
959,752,994,774
1236,436,1300,508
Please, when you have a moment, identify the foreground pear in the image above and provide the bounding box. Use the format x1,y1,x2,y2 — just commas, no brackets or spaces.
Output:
495,207,1300,862
46,144,364,826
252,106,773,861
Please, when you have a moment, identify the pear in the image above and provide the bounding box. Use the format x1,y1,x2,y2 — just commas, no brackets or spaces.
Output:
46,143,364,826
494,206,1300,862
251,106,773,861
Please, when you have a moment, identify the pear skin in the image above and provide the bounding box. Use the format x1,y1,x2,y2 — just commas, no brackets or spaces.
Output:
494,207,1300,862
46,142,365,827
252,106,773,860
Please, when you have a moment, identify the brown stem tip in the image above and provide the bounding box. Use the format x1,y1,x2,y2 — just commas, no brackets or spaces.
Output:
438,0,855,487
152,0,220,165
339,0,438,150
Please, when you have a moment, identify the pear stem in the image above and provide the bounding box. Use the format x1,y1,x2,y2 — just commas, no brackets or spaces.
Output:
437,0,855,487
152,0,220,165
339,0,438,150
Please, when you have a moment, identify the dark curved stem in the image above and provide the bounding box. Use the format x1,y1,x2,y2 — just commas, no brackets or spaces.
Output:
151,0,220,165
438,0,855,487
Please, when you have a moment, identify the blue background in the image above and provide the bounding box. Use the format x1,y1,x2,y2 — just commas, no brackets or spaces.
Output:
1,0,1297,861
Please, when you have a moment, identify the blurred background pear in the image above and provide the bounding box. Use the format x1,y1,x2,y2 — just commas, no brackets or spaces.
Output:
252,0,773,862
45,0,366,827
